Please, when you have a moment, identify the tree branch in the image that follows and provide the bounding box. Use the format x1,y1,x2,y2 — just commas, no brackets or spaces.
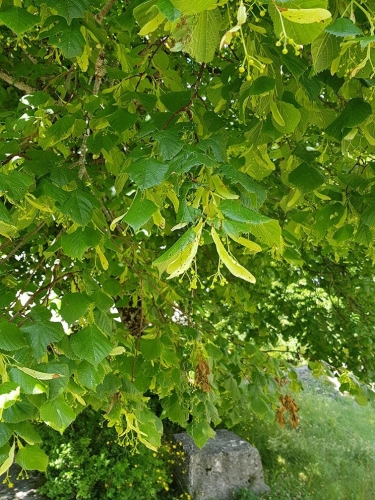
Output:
0,222,46,262
0,70,35,94
79,50,106,179
95,0,116,24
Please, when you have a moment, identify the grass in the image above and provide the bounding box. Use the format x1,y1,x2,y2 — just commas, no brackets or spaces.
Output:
233,377,375,500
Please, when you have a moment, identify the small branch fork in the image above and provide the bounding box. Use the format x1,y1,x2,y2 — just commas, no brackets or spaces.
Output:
11,271,77,324
162,62,206,131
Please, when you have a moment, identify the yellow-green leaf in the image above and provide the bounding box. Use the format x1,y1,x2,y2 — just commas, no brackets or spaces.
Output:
95,245,109,270
270,100,285,127
228,234,262,253
211,227,256,283
280,7,331,25
0,442,15,477
166,219,204,279
109,346,126,356
17,367,64,380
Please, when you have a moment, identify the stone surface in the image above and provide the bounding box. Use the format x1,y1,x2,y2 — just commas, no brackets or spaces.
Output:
0,465,47,500
173,430,270,499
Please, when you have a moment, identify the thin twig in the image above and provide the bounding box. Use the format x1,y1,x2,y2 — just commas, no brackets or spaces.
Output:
12,271,77,323
0,222,46,262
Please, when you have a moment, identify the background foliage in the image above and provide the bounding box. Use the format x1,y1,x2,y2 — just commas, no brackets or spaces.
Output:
0,0,375,475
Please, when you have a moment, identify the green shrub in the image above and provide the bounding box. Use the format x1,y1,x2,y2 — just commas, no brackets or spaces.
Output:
37,408,173,500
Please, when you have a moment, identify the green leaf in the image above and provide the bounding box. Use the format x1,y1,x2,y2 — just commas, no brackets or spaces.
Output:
13,421,42,445
159,91,191,113
76,360,106,389
314,202,345,236
251,396,269,416
176,199,200,225
60,292,93,324
42,17,85,58
126,92,158,112
220,199,270,224
325,18,362,37
205,343,223,361
167,147,215,176
86,131,118,155
3,400,38,424
248,76,276,95
280,7,331,24
356,35,375,49
171,0,218,14
249,220,282,248
0,322,26,351
94,309,113,336
162,218,203,279
0,442,14,477
135,408,163,450
0,203,14,225
0,382,20,410
70,325,113,366
157,0,180,21
45,0,89,24
269,1,330,45
0,424,13,447
271,101,301,133
16,444,48,471
311,32,341,74
361,205,375,228
288,163,325,193
58,190,100,226
21,320,65,360
8,368,46,395
42,362,70,400
108,109,137,133
127,158,169,190
154,131,183,160
153,227,196,275
189,9,222,63
161,393,189,426
60,226,102,260
122,197,158,232
134,3,165,36
326,98,372,140
140,338,163,361
280,52,309,79
186,420,215,448
219,164,267,207
0,7,40,36
39,115,76,148
0,171,34,202
40,396,75,433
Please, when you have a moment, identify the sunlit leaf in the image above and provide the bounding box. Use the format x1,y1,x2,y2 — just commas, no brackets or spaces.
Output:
211,227,256,283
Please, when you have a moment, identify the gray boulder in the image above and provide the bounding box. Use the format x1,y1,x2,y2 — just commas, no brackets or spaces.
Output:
173,429,270,499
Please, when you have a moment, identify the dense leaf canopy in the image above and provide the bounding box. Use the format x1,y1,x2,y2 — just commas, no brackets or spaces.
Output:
0,0,375,472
